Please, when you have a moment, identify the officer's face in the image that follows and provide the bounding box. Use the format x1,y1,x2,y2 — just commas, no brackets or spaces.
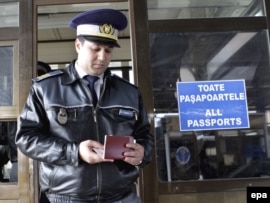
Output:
75,39,113,76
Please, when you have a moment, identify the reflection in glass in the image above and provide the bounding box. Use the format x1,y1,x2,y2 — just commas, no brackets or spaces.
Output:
147,0,264,20
0,2,19,27
0,46,13,106
0,121,17,182
150,31,270,181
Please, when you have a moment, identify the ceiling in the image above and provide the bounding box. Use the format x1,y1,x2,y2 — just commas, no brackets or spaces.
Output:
147,0,261,19
37,2,130,64
37,0,263,64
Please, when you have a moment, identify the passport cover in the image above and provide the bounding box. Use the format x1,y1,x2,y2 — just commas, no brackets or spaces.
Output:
104,135,135,159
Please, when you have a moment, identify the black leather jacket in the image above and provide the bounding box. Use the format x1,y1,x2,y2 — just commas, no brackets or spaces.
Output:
15,61,154,202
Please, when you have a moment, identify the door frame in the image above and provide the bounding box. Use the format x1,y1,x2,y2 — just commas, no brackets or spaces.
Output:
32,0,157,203
0,0,33,202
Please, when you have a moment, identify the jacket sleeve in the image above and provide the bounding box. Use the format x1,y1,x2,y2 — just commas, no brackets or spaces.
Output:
15,86,79,166
133,92,154,168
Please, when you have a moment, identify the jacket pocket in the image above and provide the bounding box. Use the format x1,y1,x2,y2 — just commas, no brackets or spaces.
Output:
98,107,139,136
46,105,96,142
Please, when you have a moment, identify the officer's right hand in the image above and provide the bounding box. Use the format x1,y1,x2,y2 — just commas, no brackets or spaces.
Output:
79,140,113,164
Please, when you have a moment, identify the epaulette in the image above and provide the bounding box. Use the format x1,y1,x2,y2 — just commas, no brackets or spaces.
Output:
33,70,63,82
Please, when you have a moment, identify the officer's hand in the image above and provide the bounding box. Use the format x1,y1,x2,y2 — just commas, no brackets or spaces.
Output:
79,140,113,164
123,143,144,166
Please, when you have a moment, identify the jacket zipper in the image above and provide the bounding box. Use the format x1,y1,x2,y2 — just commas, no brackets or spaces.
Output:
93,77,107,123
93,109,97,122
83,77,102,202
95,77,108,202
92,101,101,202
93,103,101,203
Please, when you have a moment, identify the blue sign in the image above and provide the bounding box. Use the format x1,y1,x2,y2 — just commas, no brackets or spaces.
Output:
175,146,190,165
177,80,249,131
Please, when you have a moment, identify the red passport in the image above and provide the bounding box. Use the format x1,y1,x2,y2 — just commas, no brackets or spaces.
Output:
104,135,135,159
93,135,135,160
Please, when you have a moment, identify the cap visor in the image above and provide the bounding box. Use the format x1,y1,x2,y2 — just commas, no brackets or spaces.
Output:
81,36,120,48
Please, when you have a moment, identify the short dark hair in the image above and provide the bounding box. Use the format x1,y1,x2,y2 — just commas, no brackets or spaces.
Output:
37,61,52,76
77,36,86,44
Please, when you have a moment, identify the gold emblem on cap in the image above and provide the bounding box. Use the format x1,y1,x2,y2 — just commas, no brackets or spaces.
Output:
99,24,115,35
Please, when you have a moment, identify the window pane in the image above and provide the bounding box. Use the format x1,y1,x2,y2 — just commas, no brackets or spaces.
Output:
150,31,270,181
0,2,19,27
0,46,13,106
147,0,264,20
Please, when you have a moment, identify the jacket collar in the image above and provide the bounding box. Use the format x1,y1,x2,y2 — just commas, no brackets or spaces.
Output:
61,60,112,86
61,60,79,85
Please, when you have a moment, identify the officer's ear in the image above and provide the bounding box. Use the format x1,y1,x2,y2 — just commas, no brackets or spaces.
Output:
75,38,82,53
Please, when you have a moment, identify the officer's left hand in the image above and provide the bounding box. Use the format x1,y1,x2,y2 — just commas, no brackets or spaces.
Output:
123,143,144,166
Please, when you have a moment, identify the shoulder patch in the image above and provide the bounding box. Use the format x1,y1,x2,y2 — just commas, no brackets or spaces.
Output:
33,70,63,82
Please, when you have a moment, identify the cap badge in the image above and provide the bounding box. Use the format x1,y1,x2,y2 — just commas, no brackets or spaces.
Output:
99,24,115,35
